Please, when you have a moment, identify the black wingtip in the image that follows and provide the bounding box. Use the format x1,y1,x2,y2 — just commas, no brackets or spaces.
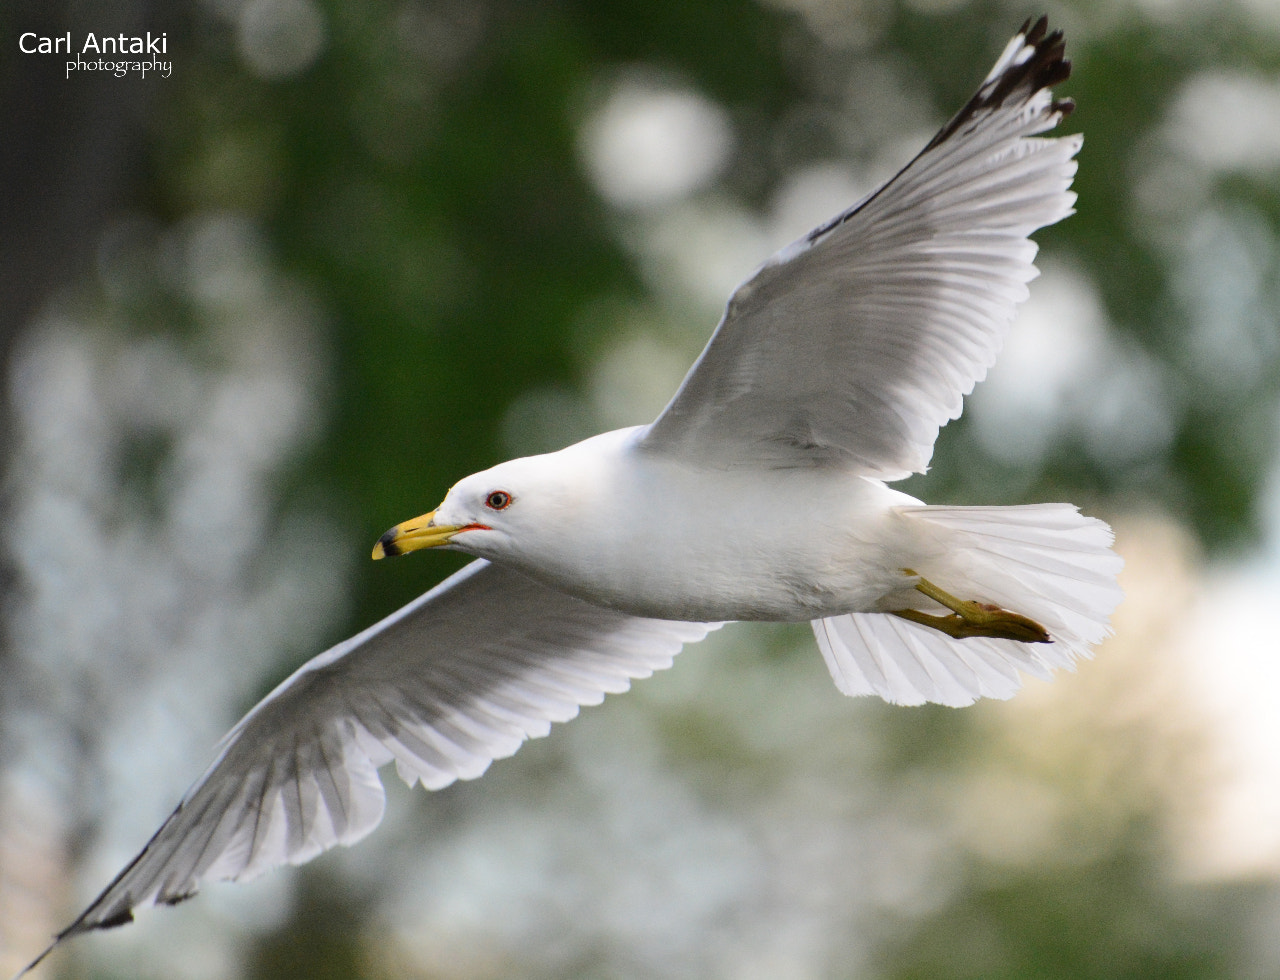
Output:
12,946,52,980
159,888,197,907
923,16,1073,154
94,906,138,928
13,903,139,979
990,17,1071,109
1024,14,1049,46
794,16,1074,252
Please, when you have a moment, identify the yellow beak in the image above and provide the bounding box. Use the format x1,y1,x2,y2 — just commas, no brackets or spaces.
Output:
372,510,465,559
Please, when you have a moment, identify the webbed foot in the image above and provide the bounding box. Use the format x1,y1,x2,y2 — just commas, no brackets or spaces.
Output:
890,571,1051,644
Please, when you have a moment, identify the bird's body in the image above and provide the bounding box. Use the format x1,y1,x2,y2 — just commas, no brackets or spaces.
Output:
22,18,1124,976
449,426,919,622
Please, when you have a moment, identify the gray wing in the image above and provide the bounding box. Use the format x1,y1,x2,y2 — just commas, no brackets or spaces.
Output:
28,560,716,969
640,18,1079,479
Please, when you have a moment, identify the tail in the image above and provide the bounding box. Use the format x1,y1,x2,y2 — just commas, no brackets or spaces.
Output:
812,504,1123,707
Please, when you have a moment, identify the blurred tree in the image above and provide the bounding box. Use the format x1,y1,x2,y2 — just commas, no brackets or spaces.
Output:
4,0,1280,977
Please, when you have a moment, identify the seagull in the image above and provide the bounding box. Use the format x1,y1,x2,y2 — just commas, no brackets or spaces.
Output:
22,17,1121,974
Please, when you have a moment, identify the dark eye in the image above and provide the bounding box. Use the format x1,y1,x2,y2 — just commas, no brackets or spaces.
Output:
485,490,512,511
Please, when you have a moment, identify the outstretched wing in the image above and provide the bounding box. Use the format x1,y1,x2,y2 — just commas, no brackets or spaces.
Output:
28,560,716,970
640,18,1078,479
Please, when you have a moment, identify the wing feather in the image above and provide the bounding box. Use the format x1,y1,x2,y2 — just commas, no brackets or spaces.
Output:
30,560,717,967
641,18,1078,478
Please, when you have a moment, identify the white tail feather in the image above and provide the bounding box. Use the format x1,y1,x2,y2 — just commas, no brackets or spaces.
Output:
812,503,1123,707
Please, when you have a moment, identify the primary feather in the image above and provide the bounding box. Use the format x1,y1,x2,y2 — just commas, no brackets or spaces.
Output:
642,18,1077,478
31,561,718,956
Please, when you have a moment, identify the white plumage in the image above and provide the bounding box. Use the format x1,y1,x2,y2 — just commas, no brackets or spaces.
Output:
814,503,1121,706
24,17,1121,973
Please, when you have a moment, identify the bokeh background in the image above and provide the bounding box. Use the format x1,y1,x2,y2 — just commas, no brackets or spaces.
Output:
3,0,1280,977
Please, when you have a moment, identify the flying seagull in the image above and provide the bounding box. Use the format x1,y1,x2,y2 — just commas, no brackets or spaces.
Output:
22,16,1121,974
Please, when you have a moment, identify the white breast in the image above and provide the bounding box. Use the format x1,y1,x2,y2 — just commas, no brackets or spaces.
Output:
495,428,922,622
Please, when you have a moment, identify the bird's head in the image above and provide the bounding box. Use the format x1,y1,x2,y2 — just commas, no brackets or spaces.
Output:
372,471,516,561
371,453,577,562
372,428,635,563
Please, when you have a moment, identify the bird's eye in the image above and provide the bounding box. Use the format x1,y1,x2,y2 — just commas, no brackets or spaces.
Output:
485,490,512,511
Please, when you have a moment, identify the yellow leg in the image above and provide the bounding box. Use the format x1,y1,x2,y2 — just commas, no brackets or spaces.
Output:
890,571,1051,644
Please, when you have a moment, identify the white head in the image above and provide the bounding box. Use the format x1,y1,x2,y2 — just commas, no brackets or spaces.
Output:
370,432,630,564
373,459,531,562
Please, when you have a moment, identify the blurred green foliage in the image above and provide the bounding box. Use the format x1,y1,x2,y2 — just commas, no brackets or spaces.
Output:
9,0,1280,977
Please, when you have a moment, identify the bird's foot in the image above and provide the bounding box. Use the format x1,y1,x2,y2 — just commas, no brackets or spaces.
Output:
891,572,1051,644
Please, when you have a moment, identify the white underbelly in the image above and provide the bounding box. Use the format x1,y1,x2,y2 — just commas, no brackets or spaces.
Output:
514,469,923,623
